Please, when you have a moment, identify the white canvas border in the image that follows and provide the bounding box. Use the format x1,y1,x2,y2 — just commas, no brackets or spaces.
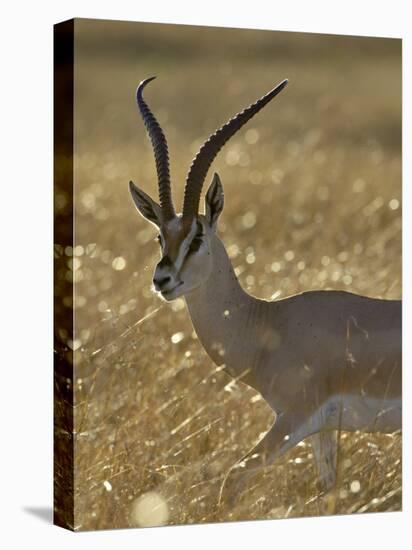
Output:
0,1,409,549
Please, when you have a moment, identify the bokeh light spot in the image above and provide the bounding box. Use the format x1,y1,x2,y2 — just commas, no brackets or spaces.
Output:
171,332,184,344
130,492,169,528
350,480,361,493
112,256,126,270
245,128,259,144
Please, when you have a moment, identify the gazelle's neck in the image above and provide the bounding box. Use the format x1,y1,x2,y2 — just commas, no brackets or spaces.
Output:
184,235,277,385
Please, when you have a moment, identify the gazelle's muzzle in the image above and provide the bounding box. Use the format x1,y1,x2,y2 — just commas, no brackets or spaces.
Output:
153,257,180,294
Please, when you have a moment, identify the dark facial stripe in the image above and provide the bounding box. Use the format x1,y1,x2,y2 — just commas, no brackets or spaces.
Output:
158,220,204,273
187,221,204,255
158,255,173,269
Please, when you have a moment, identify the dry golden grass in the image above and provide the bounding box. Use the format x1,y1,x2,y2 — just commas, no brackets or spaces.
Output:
58,19,401,530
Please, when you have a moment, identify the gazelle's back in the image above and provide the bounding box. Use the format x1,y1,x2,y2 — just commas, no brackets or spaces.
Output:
259,290,401,412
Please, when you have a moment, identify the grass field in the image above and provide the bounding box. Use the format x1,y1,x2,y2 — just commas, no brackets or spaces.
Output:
62,19,401,530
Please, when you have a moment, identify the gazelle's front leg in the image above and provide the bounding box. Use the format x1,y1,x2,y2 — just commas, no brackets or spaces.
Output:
310,431,338,492
220,412,305,504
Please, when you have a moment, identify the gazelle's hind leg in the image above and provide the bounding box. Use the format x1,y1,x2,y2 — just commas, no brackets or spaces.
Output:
310,430,338,492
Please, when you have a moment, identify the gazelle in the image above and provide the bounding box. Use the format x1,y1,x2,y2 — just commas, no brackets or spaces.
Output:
129,77,402,498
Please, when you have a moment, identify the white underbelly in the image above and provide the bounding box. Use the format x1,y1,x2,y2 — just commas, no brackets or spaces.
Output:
320,394,402,433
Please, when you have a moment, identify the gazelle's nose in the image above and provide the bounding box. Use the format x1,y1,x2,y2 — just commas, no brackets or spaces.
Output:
153,274,171,291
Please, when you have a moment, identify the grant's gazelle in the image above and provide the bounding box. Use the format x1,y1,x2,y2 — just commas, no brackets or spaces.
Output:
128,77,401,498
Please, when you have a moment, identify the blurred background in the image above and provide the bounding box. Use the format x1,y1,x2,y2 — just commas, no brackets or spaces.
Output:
59,19,401,530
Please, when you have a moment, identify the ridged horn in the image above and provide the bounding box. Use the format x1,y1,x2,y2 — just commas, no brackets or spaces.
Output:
182,79,288,225
136,77,175,221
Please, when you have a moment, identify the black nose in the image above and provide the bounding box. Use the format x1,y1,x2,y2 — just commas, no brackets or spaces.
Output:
153,275,171,289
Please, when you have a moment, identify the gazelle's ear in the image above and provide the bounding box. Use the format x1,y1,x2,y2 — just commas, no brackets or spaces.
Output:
205,173,224,230
129,181,162,227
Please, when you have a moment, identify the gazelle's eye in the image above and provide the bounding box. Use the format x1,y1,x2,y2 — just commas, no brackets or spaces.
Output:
189,234,204,254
